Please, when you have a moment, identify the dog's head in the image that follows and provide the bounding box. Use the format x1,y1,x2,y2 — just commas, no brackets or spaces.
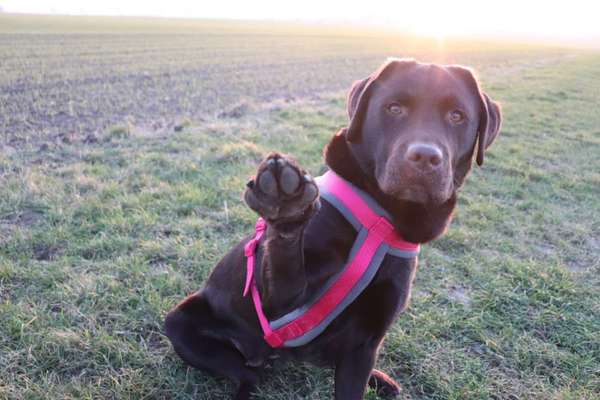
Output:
342,58,501,205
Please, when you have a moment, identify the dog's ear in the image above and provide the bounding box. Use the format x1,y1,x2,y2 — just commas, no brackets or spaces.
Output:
345,76,374,142
449,66,502,166
477,93,502,165
346,58,416,142
346,77,370,124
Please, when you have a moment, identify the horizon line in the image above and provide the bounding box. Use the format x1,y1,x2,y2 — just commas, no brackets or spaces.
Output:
2,11,599,48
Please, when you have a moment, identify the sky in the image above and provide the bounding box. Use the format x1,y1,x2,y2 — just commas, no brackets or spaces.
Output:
2,0,600,42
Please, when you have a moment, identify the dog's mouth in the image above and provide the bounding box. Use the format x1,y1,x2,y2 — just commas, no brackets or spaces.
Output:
386,183,452,205
376,168,454,206
392,185,438,204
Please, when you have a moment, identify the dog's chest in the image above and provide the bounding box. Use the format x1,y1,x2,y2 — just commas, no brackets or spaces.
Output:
285,251,418,363
298,200,419,332
301,199,417,306
249,173,421,350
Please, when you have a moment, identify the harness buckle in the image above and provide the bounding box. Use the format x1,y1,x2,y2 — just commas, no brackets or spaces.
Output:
244,239,257,257
244,218,267,257
255,218,267,232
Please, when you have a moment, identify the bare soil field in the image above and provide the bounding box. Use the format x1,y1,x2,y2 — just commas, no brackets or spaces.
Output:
1,13,570,148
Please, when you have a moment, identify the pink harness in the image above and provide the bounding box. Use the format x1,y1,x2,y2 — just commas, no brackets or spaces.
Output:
243,170,420,348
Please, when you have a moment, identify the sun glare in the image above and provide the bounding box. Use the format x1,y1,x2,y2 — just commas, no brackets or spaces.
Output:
2,0,600,44
394,0,600,45
401,2,475,41
411,21,450,42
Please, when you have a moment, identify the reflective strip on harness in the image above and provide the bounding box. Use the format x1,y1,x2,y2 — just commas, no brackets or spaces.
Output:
243,170,420,348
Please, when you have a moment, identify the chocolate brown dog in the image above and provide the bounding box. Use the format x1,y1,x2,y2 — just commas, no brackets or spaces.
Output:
165,58,502,399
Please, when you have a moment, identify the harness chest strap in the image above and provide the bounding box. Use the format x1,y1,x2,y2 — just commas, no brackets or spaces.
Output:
243,171,420,348
242,218,272,337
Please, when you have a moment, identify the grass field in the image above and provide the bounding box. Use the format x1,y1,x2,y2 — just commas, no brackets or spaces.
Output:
0,13,571,148
1,14,600,400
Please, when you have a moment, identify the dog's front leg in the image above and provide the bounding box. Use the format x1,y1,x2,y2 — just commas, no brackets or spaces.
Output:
334,342,379,400
244,152,320,315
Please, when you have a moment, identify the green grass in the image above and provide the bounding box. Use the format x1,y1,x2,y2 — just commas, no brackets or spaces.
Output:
1,16,600,400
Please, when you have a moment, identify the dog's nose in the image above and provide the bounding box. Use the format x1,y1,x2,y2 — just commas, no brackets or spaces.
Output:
405,143,443,170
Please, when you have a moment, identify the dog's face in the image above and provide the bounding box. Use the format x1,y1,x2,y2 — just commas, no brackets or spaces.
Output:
345,59,501,205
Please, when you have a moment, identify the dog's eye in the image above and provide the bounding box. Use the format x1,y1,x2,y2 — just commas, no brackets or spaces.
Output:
386,103,407,116
448,110,466,124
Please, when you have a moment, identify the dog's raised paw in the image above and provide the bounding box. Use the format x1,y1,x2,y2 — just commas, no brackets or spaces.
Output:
244,153,319,223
